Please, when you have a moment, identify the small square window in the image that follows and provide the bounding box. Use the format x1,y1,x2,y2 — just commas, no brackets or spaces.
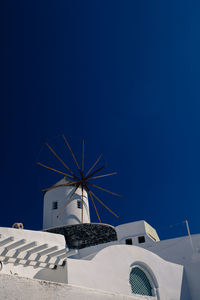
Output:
77,200,82,209
52,201,58,210
126,238,133,245
138,236,145,244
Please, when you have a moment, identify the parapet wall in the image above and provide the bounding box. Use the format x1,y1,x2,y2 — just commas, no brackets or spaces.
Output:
0,274,154,300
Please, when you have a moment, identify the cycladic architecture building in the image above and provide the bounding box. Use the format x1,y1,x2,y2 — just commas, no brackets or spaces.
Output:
43,178,91,228
0,177,199,300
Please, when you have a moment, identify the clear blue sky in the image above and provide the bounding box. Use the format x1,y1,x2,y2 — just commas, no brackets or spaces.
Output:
1,0,200,240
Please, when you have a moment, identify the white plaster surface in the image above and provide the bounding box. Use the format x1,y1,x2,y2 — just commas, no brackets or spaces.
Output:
143,233,200,300
0,227,65,246
68,244,183,300
43,179,90,229
0,221,196,300
116,221,159,246
0,227,68,282
0,274,155,300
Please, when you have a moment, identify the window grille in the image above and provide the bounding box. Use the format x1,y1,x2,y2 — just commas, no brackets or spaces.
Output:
129,267,152,296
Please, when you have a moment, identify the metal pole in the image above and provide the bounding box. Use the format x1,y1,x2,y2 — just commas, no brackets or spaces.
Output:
185,220,195,252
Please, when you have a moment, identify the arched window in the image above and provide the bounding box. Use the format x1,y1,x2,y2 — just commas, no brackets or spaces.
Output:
129,267,153,296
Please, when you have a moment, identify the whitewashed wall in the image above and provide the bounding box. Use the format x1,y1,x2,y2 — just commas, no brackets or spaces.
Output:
0,227,68,283
0,274,156,300
143,234,200,300
43,180,90,229
116,221,159,246
68,244,183,300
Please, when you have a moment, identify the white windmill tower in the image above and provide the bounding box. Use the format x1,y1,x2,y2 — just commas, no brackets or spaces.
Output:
37,135,121,230
43,179,90,229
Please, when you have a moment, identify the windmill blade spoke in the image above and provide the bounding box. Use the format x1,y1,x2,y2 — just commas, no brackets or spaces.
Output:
38,136,121,223
87,182,122,197
85,165,105,180
81,186,84,223
45,142,78,178
85,153,103,177
42,181,79,192
88,190,101,223
57,185,79,218
82,139,84,172
36,162,74,179
62,134,81,174
90,190,119,218
89,172,117,180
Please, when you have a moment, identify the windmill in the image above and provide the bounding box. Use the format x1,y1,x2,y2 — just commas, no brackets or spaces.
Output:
37,135,121,227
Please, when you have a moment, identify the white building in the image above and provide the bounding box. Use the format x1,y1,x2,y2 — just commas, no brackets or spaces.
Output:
0,177,199,300
43,178,90,229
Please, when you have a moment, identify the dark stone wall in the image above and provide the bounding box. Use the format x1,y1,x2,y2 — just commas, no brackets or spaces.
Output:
45,223,117,249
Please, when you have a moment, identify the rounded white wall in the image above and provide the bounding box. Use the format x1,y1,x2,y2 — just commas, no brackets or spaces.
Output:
43,179,90,229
